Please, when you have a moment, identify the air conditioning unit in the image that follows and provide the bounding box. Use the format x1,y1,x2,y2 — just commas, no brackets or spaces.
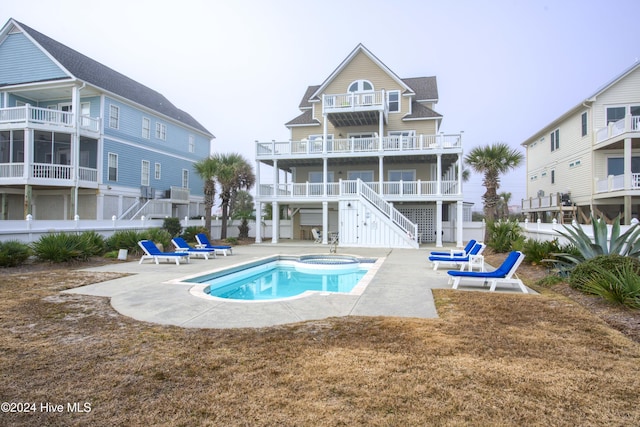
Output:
561,193,572,206
537,189,545,197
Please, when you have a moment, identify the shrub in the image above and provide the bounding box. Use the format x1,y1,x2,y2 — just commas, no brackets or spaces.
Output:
569,254,640,290
580,262,640,308
487,220,524,253
105,228,172,255
182,226,207,244
162,217,182,238
521,238,561,265
0,240,31,267
78,230,106,256
225,237,238,245
32,232,91,263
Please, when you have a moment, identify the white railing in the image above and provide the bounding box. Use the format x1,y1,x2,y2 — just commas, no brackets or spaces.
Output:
521,193,563,210
357,179,418,242
0,163,24,178
256,134,462,157
258,180,458,198
322,91,385,114
595,173,640,193
31,163,72,180
78,167,98,182
595,115,640,143
0,105,100,133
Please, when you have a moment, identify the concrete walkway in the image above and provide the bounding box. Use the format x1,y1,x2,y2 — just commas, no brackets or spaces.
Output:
65,242,533,329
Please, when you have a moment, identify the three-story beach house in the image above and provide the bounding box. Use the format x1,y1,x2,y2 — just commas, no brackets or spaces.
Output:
521,61,640,224
254,44,465,248
0,19,214,221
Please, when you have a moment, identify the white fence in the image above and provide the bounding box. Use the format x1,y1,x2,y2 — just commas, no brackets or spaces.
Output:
0,217,288,244
520,218,640,246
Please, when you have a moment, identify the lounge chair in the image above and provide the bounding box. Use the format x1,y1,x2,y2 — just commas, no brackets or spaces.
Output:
195,233,233,256
138,240,190,265
171,237,216,260
311,228,322,243
447,251,528,293
430,239,477,257
428,243,485,271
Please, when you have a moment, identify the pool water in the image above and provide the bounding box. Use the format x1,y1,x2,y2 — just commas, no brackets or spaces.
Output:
189,256,374,301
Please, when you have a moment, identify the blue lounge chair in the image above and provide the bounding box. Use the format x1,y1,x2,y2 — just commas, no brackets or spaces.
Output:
195,233,233,256
171,237,216,260
447,251,528,293
138,240,190,265
430,239,476,257
428,243,485,271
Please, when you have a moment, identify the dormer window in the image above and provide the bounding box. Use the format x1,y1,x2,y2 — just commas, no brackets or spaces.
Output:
348,80,373,92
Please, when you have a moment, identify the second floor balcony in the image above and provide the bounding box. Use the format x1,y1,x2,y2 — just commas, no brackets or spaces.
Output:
595,114,640,145
595,173,640,194
256,134,462,159
0,105,101,136
257,179,460,201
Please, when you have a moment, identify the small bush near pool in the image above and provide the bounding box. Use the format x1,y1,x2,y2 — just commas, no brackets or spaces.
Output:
32,232,98,263
0,240,31,267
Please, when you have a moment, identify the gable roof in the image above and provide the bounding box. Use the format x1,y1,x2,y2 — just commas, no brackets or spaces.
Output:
521,61,640,146
5,19,213,137
310,44,413,100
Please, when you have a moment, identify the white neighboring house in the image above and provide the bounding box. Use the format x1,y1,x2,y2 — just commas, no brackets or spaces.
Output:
254,44,467,249
521,62,640,224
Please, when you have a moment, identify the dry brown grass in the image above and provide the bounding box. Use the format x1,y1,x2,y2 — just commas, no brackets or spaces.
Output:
1,259,640,426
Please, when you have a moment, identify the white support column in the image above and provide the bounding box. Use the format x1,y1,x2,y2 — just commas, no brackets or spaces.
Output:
436,154,442,195
378,156,384,191
456,200,463,248
457,154,463,195
255,161,261,197
271,201,279,244
323,158,328,196
255,202,262,243
436,200,443,248
273,159,278,197
624,137,632,223
379,110,384,151
322,201,328,244
323,114,328,154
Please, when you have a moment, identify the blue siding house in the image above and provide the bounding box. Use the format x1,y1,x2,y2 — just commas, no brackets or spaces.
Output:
0,18,214,220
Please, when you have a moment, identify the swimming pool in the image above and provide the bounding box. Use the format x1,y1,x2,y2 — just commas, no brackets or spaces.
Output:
184,255,380,301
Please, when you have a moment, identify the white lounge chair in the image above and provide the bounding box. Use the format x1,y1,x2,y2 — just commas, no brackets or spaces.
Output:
311,228,322,243
428,243,485,271
171,237,216,260
447,251,528,293
138,240,190,265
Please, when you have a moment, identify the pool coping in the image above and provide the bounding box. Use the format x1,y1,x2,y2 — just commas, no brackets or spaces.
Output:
64,244,534,329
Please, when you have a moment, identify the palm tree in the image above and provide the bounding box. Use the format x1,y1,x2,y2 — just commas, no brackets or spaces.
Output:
499,191,512,219
464,142,523,238
214,153,256,239
193,156,219,238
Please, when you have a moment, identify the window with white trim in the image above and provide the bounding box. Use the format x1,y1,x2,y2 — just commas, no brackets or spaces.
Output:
142,117,150,139
550,129,559,151
154,162,161,180
109,105,119,129
108,152,118,181
348,80,373,92
188,135,195,153
551,169,555,185
581,112,587,137
155,122,166,140
347,170,374,182
141,160,150,186
387,90,400,112
182,169,189,188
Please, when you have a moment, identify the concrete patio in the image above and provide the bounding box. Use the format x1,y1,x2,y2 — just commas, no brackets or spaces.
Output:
64,242,535,329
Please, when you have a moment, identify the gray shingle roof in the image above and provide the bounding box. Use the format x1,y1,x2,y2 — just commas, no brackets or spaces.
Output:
16,20,213,137
402,77,438,101
403,101,442,120
285,110,320,127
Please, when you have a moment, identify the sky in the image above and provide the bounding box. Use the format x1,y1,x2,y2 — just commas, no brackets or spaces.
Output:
4,0,640,209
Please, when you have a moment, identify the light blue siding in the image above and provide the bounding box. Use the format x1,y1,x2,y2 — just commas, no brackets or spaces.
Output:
103,138,205,196
0,32,67,85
